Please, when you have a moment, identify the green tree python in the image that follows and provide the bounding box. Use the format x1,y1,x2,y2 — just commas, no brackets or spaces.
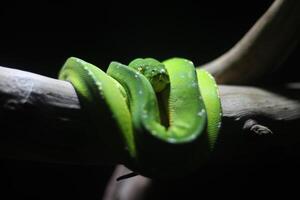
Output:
59,57,222,178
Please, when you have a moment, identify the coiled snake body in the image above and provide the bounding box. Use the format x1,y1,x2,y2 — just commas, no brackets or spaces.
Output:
59,57,222,178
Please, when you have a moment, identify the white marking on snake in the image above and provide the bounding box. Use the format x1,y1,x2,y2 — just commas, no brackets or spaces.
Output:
197,109,205,116
191,82,197,88
167,137,177,143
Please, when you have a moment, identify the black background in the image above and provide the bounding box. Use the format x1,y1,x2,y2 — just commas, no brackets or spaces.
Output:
1,1,299,199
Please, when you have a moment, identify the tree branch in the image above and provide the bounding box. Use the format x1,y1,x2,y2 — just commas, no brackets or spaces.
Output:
1,65,300,165
202,0,300,84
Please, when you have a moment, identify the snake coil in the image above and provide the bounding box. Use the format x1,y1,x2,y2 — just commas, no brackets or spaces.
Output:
59,57,222,178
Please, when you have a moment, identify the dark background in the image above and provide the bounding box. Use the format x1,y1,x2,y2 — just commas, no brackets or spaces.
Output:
0,1,299,199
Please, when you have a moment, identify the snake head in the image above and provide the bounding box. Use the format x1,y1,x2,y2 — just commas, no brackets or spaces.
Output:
129,58,170,92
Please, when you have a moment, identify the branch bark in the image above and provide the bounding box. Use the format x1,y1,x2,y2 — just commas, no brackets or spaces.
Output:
202,0,300,84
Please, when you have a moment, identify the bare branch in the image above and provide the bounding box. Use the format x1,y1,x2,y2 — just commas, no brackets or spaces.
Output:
1,66,300,165
1,66,300,200
202,0,300,84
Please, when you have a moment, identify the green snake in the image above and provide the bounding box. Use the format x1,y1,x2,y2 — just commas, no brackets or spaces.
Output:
59,57,222,178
